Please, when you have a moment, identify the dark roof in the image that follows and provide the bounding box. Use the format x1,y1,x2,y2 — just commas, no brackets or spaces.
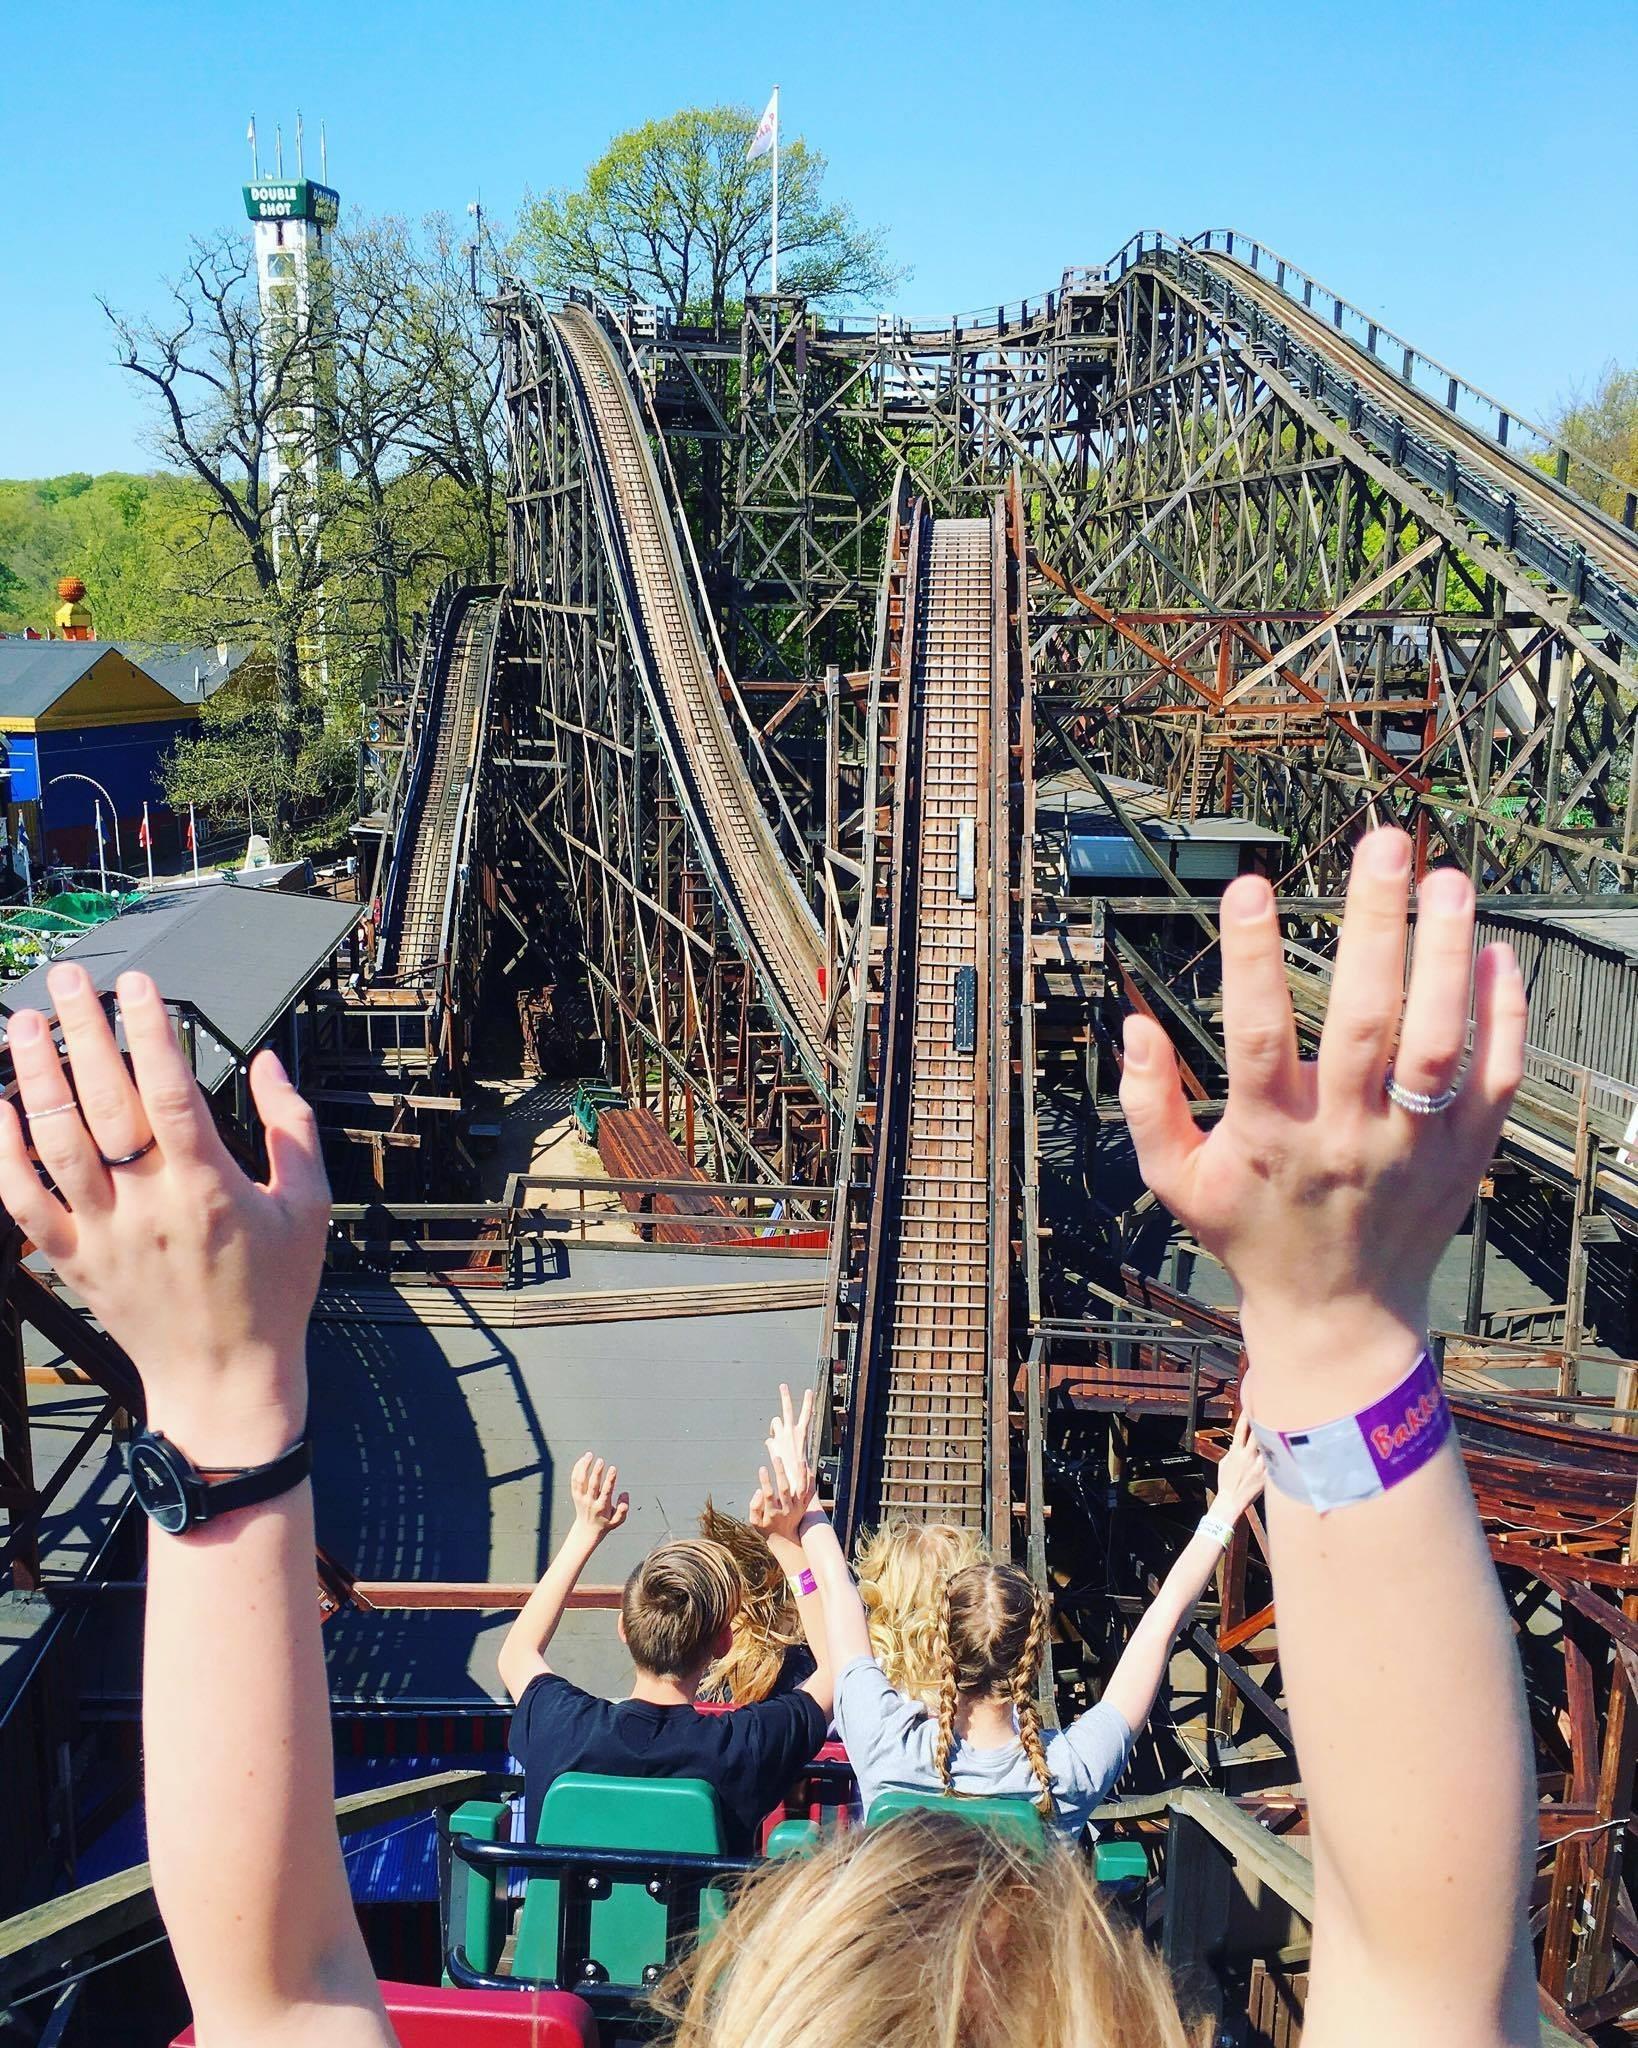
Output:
0,642,111,719
1,886,360,1093
111,643,249,702
1479,905,1638,968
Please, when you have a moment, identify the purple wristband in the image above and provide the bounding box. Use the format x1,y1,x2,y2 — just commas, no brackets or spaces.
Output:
1250,1348,1451,1513
788,1568,818,1599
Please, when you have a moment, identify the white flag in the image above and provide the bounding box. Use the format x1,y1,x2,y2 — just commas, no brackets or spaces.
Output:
747,89,778,162
247,116,257,146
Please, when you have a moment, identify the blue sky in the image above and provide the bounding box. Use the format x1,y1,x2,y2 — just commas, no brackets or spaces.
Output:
3,0,1634,477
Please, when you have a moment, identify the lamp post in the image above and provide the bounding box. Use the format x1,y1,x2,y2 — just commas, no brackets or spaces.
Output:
46,773,123,867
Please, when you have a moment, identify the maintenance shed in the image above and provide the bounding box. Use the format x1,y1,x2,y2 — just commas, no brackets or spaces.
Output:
1036,771,1286,890
1476,903,1638,1096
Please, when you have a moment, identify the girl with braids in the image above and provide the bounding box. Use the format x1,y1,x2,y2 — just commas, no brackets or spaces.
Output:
833,1415,1266,1836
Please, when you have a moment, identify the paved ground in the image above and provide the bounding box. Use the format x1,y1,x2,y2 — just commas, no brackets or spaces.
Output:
309,1242,824,1705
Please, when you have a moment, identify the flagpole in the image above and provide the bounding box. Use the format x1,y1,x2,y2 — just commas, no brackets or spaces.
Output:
142,803,154,885
95,805,107,894
771,85,780,294
189,804,200,884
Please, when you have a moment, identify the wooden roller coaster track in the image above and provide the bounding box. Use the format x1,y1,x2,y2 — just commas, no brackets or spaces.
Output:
549,302,844,1084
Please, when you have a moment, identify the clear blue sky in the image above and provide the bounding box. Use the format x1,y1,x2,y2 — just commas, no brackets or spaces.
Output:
3,0,1634,477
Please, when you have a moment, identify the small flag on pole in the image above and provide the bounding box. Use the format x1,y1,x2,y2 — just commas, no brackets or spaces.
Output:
139,802,154,883
187,804,199,883
747,88,781,294
747,89,778,161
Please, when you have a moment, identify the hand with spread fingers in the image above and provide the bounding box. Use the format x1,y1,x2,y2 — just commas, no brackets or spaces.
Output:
0,965,330,1459
1119,829,1526,1414
570,1451,630,1540
749,1382,818,1544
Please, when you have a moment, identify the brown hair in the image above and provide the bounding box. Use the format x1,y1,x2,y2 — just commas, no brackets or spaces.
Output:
696,1502,803,1705
932,1563,1055,1818
621,1538,741,1678
854,1519,990,1710
656,1809,1196,2048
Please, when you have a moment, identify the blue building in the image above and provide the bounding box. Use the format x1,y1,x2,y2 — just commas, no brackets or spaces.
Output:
0,641,243,871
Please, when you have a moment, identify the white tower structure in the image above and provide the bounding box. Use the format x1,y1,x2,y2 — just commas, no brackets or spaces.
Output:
243,117,339,577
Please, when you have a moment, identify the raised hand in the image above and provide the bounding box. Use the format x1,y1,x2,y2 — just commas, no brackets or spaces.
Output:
1119,830,1526,1409
751,1383,817,1543
570,1451,629,1539
0,966,330,1462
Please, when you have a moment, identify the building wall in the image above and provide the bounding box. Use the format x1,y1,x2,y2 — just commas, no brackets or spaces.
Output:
4,721,198,868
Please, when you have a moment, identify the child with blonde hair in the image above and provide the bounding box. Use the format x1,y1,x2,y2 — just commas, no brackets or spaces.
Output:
852,1517,988,1708
830,1416,1264,1832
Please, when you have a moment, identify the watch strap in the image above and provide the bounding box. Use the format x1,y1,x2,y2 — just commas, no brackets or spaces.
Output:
194,1435,312,1521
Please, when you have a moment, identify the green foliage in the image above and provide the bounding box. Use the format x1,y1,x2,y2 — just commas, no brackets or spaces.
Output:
1548,362,1638,516
517,105,902,326
159,679,361,854
0,472,208,636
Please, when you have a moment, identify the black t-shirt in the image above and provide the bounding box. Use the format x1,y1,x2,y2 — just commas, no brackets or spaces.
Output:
511,1674,829,1852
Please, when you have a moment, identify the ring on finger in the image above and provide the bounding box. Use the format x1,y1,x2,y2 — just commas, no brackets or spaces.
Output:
100,1135,159,1169
1384,1064,1465,1116
26,1101,80,1125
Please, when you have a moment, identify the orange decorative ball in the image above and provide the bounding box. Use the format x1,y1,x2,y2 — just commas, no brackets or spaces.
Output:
57,576,87,603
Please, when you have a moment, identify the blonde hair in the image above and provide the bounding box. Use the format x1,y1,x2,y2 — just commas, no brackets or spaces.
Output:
932,1564,1055,1818
696,1502,804,1705
854,1519,990,1709
621,1539,741,1678
657,1810,1195,2048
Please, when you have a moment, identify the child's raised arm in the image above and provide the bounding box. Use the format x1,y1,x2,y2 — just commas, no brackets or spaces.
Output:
497,1452,629,1702
0,966,393,2047
1121,833,1535,2048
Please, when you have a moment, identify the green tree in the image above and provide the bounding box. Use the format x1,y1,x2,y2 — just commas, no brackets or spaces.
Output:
1549,362,1638,517
516,106,901,327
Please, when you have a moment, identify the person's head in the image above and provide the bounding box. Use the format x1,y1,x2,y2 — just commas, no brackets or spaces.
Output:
696,1501,803,1704
658,1810,1194,2048
854,1518,991,1709
934,1563,1054,1817
619,1538,742,1686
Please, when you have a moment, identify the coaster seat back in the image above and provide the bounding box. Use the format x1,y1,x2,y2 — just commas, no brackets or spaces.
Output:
514,1772,728,1991
865,1785,1048,1850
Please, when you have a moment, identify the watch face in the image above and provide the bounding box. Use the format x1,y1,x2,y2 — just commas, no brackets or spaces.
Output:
129,1439,192,1535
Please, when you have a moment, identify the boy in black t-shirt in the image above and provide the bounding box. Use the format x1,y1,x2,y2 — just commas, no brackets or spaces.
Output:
498,1397,832,1852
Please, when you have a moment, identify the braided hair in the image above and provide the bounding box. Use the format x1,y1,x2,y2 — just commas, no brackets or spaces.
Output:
931,1564,1057,1819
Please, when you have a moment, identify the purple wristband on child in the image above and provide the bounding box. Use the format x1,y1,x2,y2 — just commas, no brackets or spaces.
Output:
788,1568,818,1598
1250,1348,1452,1514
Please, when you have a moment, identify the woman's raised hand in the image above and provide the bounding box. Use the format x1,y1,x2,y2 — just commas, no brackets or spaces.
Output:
0,966,330,1461
1119,831,1526,1412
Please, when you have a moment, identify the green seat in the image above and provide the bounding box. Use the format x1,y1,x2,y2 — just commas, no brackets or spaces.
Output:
513,1773,731,1989
864,1787,1048,1850
1093,1839,1149,1887
447,1798,511,1978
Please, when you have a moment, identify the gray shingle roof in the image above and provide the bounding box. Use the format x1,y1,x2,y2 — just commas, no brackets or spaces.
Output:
0,640,249,721
0,885,361,1093
0,642,111,719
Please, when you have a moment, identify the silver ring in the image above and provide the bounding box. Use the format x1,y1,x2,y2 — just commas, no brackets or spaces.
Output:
1384,1065,1463,1116
26,1101,79,1124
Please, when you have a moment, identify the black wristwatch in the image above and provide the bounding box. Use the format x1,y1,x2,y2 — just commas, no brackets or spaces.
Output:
125,1428,312,1535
